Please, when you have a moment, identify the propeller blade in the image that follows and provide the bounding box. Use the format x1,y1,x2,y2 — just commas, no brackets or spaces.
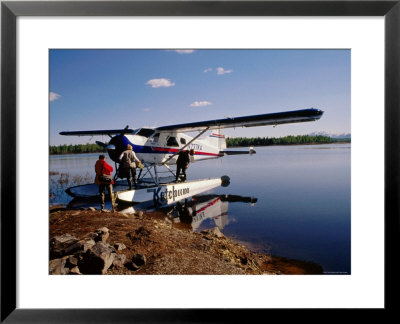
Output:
95,141,107,148
96,141,116,150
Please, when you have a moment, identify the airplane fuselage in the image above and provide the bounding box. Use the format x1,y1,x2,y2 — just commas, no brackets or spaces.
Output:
108,128,223,166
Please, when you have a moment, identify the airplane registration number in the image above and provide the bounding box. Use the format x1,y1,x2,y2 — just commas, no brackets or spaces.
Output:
188,144,202,151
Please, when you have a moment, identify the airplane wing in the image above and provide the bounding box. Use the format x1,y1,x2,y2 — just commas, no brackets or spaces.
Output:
59,128,134,136
155,108,323,133
59,108,323,136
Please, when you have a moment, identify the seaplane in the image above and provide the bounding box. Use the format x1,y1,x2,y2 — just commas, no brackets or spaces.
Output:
61,108,323,204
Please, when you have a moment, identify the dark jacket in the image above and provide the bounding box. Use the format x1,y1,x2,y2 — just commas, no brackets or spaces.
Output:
176,150,190,167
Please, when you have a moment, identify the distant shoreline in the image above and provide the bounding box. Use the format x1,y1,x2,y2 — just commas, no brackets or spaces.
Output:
227,141,351,148
50,151,105,156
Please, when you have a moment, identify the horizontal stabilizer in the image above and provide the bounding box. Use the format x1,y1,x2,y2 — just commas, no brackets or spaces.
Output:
220,150,256,155
60,128,134,136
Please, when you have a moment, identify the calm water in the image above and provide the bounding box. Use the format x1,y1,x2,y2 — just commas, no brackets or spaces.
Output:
49,144,351,274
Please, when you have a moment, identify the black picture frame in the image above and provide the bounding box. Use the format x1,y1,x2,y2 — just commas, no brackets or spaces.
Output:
1,0,399,322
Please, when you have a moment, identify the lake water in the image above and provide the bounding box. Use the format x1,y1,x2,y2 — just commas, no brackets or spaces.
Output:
49,144,351,274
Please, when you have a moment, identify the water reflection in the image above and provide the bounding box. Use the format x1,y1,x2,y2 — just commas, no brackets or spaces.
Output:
120,194,257,232
161,194,257,232
68,193,257,233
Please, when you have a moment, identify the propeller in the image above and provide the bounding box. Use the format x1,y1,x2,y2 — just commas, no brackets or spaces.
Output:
96,141,116,150
96,127,131,162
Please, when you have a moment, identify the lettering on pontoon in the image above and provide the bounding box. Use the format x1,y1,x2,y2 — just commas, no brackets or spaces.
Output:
159,185,190,203
148,187,162,203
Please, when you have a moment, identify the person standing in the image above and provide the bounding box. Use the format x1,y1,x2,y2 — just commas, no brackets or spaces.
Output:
119,144,142,189
175,150,190,182
94,154,115,212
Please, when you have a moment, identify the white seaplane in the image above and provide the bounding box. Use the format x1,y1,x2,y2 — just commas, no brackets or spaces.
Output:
61,108,323,204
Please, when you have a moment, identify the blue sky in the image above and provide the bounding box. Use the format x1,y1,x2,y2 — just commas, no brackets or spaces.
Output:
50,49,350,145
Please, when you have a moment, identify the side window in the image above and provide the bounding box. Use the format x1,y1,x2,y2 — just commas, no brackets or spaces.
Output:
167,136,179,147
136,128,155,138
180,137,186,145
152,133,160,143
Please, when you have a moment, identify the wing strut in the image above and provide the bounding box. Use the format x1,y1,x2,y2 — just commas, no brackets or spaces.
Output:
162,127,210,165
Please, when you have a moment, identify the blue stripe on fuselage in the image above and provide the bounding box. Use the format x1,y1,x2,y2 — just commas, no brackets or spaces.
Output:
121,136,166,154
121,136,217,156
121,136,151,153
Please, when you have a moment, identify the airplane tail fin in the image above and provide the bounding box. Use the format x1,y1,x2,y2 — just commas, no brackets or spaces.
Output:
204,129,227,151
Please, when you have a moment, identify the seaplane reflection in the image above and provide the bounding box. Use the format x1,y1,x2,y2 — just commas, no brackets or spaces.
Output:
117,194,257,232
67,192,257,232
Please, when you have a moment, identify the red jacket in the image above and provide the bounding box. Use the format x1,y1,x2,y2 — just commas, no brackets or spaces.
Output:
95,159,114,185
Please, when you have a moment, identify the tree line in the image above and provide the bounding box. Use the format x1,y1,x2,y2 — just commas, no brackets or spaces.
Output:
49,143,106,155
226,135,350,147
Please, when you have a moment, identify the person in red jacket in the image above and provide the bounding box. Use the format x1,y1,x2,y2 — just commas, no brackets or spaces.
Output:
95,154,115,212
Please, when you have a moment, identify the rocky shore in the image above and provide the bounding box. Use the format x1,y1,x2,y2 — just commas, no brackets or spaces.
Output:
49,208,323,275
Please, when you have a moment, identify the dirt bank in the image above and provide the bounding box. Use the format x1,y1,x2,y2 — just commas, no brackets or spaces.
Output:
49,208,323,275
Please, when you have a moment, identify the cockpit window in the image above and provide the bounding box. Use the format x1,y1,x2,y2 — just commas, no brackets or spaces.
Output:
152,133,160,143
136,128,155,138
180,137,186,145
167,136,179,147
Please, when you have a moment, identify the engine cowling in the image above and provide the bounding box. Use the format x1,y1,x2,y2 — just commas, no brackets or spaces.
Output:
107,135,126,162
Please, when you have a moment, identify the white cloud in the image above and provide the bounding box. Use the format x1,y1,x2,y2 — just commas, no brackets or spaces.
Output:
216,67,233,75
143,108,152,112
203,68,213,73
173,50,195,54
50,92,61,102
146,78,175,88
190,101,212,107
